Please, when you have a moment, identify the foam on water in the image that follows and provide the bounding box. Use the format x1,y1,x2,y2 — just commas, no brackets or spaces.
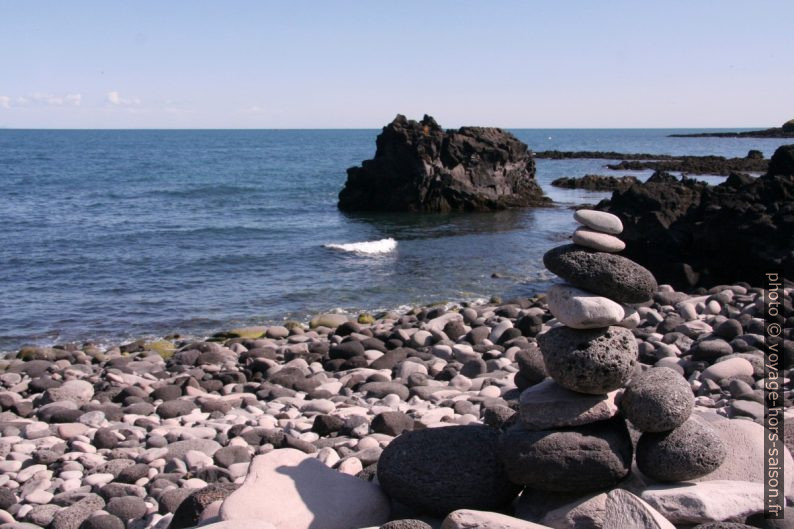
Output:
323,238,397,255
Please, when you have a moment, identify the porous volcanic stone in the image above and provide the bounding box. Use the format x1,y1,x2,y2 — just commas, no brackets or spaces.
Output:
543,244,657,303
636,418,726,482
170,483,239,529
538,326,638,395
499,418,633,493
377,425,521,516
620,367,693,432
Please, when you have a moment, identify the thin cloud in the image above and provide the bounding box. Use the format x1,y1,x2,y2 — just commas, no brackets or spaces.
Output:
4,93,82,107
107,91,141,106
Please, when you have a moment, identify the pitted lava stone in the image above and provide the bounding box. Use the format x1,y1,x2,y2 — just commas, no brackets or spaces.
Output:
376,425,520,516
543,244,657,303
620,367,694,432
636,418,727,482
499,418,633,493
538,326,638,394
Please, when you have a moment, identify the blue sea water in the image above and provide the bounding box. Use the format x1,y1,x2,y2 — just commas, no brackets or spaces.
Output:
0,128,790,352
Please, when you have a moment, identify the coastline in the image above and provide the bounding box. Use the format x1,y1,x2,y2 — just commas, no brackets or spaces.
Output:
0,280,790,527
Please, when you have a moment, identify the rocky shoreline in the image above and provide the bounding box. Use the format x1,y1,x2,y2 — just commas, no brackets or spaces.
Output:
669,119,794,138
0,262,791,528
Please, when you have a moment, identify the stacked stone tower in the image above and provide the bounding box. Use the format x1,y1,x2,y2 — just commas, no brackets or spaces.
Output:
500,209,726,493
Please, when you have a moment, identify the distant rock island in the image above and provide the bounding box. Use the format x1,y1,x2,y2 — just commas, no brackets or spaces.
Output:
338,114,550,212
551,174,639,191
668,119,794,138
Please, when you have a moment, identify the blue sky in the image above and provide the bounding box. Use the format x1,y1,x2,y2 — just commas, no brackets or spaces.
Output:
1,1,792,128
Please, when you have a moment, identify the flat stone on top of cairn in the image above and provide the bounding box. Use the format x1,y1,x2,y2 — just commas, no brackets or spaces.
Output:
573,208,624,234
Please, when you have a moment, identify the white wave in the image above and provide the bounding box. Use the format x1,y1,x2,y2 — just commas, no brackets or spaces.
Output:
323,238,397,255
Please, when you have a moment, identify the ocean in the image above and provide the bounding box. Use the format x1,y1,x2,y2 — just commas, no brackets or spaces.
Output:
1,128,790,353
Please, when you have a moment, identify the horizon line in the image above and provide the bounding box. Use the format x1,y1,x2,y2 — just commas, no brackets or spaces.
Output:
0,126,774,131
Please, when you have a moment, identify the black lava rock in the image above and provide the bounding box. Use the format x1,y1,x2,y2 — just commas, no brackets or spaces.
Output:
377,425,521,516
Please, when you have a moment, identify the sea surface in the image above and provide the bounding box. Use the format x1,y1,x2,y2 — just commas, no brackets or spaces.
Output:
1,128,790,352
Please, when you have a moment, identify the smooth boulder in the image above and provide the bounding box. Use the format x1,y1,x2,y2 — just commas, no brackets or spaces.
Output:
219,448,390,529
603,489,676,529
538,326,638,395
519,379,620,430
574,209,624,234
377,425,521,516
544,245,657,303
636,418,726,482
547,284,627,329
572,227,626,253
499,419,633,493
621,367,693,432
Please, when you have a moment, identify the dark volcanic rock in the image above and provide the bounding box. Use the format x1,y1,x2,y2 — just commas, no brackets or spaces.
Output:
538,326,638,395
620,367,694,432
769,144,794,176
499,418,633,493
338,114,549,212
377,425,520,516
598,157,794,288
168,483,238,529
551,174,639,191
543,244,657,303
636,418,726,482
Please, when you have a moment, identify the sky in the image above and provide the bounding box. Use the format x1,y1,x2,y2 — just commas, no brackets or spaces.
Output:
1,1,792,129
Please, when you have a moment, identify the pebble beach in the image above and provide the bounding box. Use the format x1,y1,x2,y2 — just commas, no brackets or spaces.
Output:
0,210,790,529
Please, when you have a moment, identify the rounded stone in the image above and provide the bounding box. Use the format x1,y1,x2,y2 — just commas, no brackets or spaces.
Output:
636,418,727,482
519,378,619,430
79,514,125,529
547,283,627,329
170,483,239,529
574,209,624,234
377,425,520,516
691,524,756,529
538,326,638,395
371,411,414,437
105,496,147,520
380,520,432,529
156,399,197,419
543,244,657,303
499,418,633,493
620,367,694,432
572,227,626,252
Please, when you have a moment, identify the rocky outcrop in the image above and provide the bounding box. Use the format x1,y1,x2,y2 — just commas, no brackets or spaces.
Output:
606,152,768,175
551,174,639,191
670,119,794,138
597,145,794,288
338,114,549,212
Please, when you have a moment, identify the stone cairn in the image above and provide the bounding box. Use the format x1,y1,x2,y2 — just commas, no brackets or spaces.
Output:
499,209,727,493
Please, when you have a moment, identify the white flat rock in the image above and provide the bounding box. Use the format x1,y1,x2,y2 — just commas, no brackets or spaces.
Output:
442,509,552,529
573,209,623,235
604,489,675,529
640,480,763,524
219,448,389,529
547,284,626,329
572,227,626,252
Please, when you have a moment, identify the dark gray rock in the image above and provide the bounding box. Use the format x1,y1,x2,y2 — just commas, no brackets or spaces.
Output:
499,418,633,493
0,488,17,510
338,114,549,212
79,515,125,529
26,504,60,527
157,488,192,515
538,326,638,394
691,524,756,529
714,319,743,340
377,425,520,516
115,463,149,484
311,414,345,436
514,346,548,391
371,411,414,436
150,385,182,402
380,520,433,529
105,496,147,520
51,493,105,529
692,338,733,361
213,446,251,468
745,506,794,528
360,382,410,401
620,367,693,432
92,428,118,450
168,483,238,529
636,418,726,482
543,245,657,303
156,400,197,419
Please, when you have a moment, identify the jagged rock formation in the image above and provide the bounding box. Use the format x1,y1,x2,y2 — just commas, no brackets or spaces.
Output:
338,114,549,212
597,145,794,288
